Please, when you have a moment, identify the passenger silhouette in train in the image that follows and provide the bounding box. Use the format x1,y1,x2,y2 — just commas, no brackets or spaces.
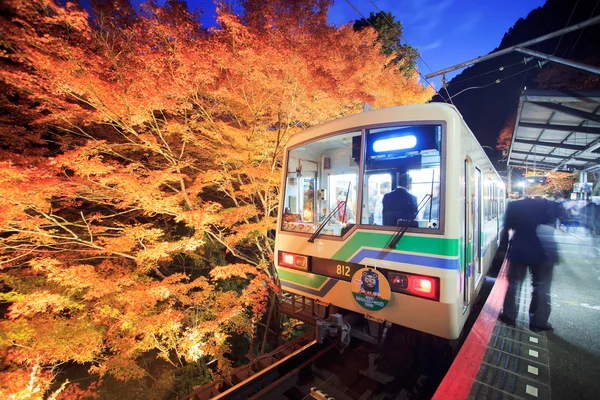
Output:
382,173,418,226
374,182,391,225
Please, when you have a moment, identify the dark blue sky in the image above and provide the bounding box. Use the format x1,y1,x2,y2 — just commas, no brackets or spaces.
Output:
158,0,548,90
327,0,547,89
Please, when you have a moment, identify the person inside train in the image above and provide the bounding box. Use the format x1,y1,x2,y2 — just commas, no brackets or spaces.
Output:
382,173,418,226
335,190,348,222
374,181,391,225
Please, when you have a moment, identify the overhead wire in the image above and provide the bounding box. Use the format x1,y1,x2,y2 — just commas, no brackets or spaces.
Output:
366,0,456,105
565,0,600,60
512,3,576,119
349,0,546,106
506,4,584,171
344,0,444,102
553,0,579,56
368,0,436,73
345,0,454,104
445,59,527,87
528,0,584,170
444,64,542,102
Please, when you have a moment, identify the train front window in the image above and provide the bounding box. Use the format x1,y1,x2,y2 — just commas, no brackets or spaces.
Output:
361,125,442,230
282,131,360,236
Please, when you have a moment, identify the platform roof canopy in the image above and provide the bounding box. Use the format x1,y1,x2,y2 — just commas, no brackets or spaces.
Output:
507,90,600,173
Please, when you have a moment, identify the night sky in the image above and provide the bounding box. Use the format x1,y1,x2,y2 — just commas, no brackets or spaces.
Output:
330,0,547,89
188,0,547,90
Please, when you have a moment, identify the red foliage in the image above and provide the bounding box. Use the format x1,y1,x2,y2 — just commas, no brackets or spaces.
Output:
0,0,433,396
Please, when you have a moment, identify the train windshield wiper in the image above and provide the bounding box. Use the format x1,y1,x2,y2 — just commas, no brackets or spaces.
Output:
427,171,435,225
308,200,346,243
388,194,432,249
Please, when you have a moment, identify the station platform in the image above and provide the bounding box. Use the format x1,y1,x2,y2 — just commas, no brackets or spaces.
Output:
433,228,600,400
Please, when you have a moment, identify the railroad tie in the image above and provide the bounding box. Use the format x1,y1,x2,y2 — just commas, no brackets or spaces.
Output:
309,387,336,400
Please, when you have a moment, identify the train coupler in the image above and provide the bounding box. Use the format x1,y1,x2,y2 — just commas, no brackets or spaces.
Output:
315,313,351,351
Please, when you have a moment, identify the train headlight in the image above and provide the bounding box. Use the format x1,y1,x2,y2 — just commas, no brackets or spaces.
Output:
391,274,408,289
282,253,295,265
278,251,309,271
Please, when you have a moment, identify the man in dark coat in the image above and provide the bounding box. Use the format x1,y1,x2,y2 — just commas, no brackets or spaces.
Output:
382,173,418,226
498,196,564,332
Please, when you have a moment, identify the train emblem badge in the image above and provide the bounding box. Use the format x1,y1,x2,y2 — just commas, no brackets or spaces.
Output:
351,268,391,311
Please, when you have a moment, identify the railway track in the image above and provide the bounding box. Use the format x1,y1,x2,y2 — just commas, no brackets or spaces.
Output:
180,252,501,400
180,291,459,400
179,332,330,400
180,324,447,400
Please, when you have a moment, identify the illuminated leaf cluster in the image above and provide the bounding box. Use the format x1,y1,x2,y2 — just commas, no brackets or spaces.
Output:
0,0,433,396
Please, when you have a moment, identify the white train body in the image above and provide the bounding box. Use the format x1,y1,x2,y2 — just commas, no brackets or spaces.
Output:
275,103,505,340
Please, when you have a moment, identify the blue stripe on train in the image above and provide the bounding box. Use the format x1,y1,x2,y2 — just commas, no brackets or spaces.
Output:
349,249,459,270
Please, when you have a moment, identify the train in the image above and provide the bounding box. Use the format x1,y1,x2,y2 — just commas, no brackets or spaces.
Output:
274,103,505,341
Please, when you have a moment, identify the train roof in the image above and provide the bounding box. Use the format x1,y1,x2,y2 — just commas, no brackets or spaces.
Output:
288,103,458,145
287,103,502,183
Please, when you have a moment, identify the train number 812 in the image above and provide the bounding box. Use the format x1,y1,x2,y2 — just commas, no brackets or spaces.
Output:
336,264,351,277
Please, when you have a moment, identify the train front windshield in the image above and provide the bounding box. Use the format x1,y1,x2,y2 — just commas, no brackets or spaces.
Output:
281,124,442,236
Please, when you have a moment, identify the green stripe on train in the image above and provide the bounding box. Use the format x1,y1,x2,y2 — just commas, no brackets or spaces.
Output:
332,232,459,261
277,268,328,289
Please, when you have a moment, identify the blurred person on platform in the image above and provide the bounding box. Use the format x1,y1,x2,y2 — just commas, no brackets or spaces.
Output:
498,196,565,332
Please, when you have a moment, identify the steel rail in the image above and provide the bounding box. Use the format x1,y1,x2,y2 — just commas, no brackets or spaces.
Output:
212,339,322,400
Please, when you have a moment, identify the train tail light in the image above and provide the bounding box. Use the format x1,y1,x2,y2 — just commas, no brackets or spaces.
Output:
389,272,439,301
278,251,309,271
409,276,437,300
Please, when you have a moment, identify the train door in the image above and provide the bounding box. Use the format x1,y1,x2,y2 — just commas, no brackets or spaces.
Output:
463,159,482,309
473,168,482,284
463,159,470,309
498,187,505,246
495,184,500,240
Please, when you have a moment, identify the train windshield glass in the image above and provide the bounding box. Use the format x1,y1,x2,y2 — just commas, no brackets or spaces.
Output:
362,125,442,230
282,131,360,237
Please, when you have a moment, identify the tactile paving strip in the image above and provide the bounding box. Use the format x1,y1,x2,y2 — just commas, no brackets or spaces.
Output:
468,278,551,400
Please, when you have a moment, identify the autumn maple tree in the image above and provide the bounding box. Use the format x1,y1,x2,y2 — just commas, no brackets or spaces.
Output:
545,171,577,197
521,171,577,197
0,0,433,397
353,10,419,76
497,110,517,151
